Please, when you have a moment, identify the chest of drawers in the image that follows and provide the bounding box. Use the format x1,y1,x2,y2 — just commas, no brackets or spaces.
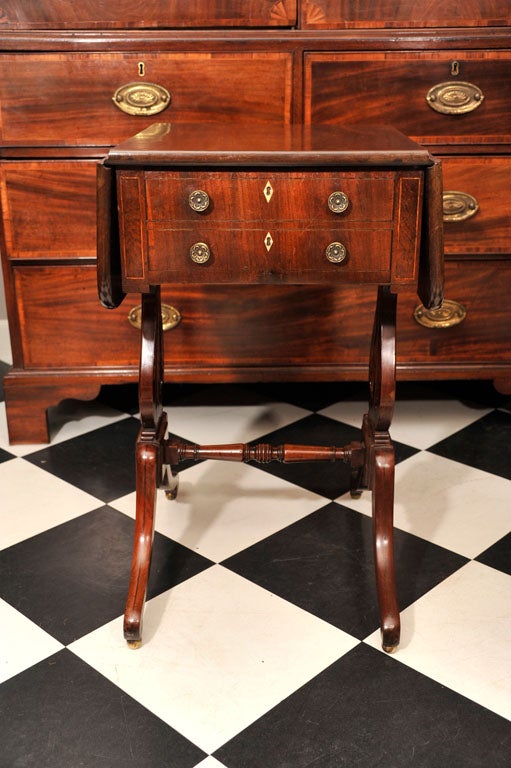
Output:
1,1,510,443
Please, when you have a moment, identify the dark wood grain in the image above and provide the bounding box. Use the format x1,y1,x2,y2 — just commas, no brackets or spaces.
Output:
0,0,297,29
301,0,511,28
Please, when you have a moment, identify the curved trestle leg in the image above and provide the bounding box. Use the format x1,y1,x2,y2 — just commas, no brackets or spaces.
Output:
361,286,400,652
124,287,178,648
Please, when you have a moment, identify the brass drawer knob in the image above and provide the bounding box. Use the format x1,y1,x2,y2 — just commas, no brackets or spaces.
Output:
326,242,347,263
128,303,181,332
190,242,211,264
426,81,484,115
414,299,466,329
328,191,349,213
443,191,479,222
189,190,210,212
112,82,171,116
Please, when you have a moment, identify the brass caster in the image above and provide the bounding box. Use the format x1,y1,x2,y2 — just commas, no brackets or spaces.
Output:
382,643,399,654
127,640,142,650
350,489,363,499
165,487,178,500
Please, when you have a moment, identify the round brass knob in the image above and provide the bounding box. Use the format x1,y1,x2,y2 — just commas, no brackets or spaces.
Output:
328,191,349,213
189,190,210,212
190,242,211,264
326,242,347,264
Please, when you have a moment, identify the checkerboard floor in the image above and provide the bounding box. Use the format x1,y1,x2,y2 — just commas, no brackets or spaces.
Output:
1,320,510,766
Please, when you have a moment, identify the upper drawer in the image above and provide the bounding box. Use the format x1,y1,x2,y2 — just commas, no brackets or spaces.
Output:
0,1,297,29
143,171,396,223
301,0,510,28
305,52,511,146
0,52,293,146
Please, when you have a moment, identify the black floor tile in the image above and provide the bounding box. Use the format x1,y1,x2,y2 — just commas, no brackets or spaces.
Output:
428,409,511,481
222,502,467,639
247,413,418,499
253,380,370,412
0,506,213,645
215,643,511,768
0,360,11,400
476,532,511,576
0,446,15,463
23,417,140,502
0,650,206,768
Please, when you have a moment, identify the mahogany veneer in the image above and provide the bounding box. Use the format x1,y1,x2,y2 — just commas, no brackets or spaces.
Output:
98,122,443,651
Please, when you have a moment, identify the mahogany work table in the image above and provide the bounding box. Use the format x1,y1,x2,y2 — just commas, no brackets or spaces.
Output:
97,122,444,652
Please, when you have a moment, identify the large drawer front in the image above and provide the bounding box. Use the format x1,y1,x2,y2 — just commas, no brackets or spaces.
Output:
0,53,293,146
441,156,511,256
0,160,97,259
12,262,511,372
301,0,510,28
305,52,511,145
0,1,297,28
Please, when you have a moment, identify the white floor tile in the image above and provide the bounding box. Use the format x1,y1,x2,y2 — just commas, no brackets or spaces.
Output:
364,561,511,721
164,391,309,445
0,319,12,365
0,399,128,457
339,452,511,558
1,458,101,549
195,758,229,768
112,460,325,562
70,565,358,753
320,398,492,449
0,599,63,684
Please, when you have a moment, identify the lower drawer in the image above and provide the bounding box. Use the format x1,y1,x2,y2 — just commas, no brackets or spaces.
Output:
11,260,511,374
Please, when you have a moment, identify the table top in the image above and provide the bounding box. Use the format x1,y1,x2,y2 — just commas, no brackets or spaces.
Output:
106,122,434,168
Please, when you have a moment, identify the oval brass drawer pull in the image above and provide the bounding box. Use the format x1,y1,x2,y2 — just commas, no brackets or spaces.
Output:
189,190,210,212
128,303,181,332
426,81,484,115
190,242,211,264
414,299,466,329
113,82,171,116
443,191,479,222
326,242,347,263
328,191,349,213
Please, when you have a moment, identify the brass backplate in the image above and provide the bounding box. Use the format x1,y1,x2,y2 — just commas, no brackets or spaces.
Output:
113,82,171,116
128,303,181,332
426,81,484,115
443,191,479,222
414,299,467,329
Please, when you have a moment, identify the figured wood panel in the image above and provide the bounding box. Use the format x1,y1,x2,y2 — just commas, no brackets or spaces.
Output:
305,52,511,145
441,156,511,255
0,161,97,258
0,1,297,28
0,52,293,145
301,0,511,28
144,171,396,222
397,260,511,363
13,261,511,371
146,224,392,284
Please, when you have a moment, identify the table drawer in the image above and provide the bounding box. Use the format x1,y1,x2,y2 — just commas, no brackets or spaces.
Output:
305,52,511,145
144,171,395,223
0,0,296,28
301,0,510,28
0,160,97,259
146,224,392,284
441,156,511,256
117,168,422,288
0,52,292,146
